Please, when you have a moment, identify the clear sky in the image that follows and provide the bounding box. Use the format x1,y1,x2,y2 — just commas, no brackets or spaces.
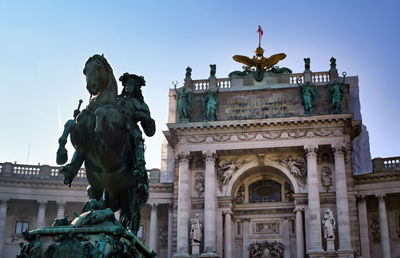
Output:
0,0,399,169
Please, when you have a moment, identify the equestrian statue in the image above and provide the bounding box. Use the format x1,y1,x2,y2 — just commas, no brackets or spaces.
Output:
56,54,155,235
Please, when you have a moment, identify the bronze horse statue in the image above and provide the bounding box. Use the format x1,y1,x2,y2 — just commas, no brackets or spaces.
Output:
56,54,155,234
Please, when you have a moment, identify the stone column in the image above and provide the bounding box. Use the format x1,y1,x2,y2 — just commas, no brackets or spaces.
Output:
282,219,291,258
332,144,353,252
357,197,371,258
304,145,323,253
242,219,250,258
224,211,233,258
0,199,9,258
201,150,218,257
56,201,66,218
294,207,305,258
37,200,47,228
175,153,191,258
377,194,391,258
168,204,173,258
149,203,158,252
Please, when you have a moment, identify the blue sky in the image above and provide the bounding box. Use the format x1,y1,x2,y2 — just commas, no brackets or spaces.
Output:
0,0,399,169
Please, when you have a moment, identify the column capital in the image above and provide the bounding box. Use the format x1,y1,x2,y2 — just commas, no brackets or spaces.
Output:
176,152,191,164
331,143,347,156
150,203,159,210
294,207,304,213
357,195,367,203
223,210,233,216
375,193,387,201
304,145,318,158
202,150,217,162
38,200,48,208
0,198,9,208
56,200,67,208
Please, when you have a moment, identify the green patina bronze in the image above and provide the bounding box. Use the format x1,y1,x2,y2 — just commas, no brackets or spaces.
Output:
18,54,157,257
304,58,311,72
297,79,318,115
328,72,347,114
202,88,218,121
330,57,337,71
175,83,194,122
209,64,216,77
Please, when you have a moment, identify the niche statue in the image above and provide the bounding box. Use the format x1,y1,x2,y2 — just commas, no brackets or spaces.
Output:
56,54,155,235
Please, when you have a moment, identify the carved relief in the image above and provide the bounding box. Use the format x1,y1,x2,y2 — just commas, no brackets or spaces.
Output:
159,226,168,248
217,158,245,190
248,240,284,258
320,166,333,191
234,184,245,204
253,221,280,234
186,135,206,143
179,128,343,145
194,172,204,196
280,157,306,186
285,182,294,202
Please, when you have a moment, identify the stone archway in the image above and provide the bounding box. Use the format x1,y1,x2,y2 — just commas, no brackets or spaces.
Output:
225,159,300,197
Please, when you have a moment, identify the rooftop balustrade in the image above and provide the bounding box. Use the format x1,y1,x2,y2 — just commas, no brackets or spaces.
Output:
372,156,400,172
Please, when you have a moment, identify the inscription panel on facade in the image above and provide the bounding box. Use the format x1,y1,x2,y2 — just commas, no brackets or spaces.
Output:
252,221,280,234
224,97,295,120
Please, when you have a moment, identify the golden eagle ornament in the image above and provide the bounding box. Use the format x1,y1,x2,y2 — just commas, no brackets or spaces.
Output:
233,47,286,81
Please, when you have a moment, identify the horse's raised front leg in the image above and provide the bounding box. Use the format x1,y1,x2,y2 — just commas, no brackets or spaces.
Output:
56,119,75,165
60,151,84,187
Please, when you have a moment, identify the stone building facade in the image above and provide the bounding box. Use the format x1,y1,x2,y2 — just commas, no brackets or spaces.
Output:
1,58,400,258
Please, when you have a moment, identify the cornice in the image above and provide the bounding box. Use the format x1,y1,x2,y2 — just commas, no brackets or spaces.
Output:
354,171,400,185
167,114,355,132
0,176,88,190
149,183,173,192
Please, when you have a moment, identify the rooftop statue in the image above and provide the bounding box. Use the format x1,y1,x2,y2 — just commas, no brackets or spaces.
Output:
202,88,218,121
328,72,346,114
297,78,318,115
56,54,155,235
174,81,194,122
232,26,289,81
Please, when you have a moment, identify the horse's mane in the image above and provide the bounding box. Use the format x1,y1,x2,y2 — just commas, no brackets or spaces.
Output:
84,54,118,99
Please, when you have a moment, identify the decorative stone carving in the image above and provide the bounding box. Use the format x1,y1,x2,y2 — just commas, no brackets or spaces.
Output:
320,166,333,192
190,213,203,244
176,153,191,164
280,157,306,186
253,222,279,234
217,158,245,190
248,240,284,258
203,150,217,163
194,172,205,196
285,182,294,202
322,209,336,240
234,184,245,204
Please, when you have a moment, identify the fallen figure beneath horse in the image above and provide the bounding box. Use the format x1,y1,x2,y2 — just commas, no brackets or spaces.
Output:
56,54,155,235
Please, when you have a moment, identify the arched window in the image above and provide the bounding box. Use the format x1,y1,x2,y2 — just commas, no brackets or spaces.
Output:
249,180,281,203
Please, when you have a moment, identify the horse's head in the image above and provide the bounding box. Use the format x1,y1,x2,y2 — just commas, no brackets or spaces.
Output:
83,54,117,102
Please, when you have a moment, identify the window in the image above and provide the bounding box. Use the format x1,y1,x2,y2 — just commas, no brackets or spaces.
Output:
15,221,29,234
137,225,143,238
249,180,281,203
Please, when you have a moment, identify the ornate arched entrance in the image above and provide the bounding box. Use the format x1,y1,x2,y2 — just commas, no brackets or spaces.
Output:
224,162,298,258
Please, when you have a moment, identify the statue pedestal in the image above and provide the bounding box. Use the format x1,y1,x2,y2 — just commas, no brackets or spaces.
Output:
192,242,200,257
17,212,156,258
326,238,336,253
